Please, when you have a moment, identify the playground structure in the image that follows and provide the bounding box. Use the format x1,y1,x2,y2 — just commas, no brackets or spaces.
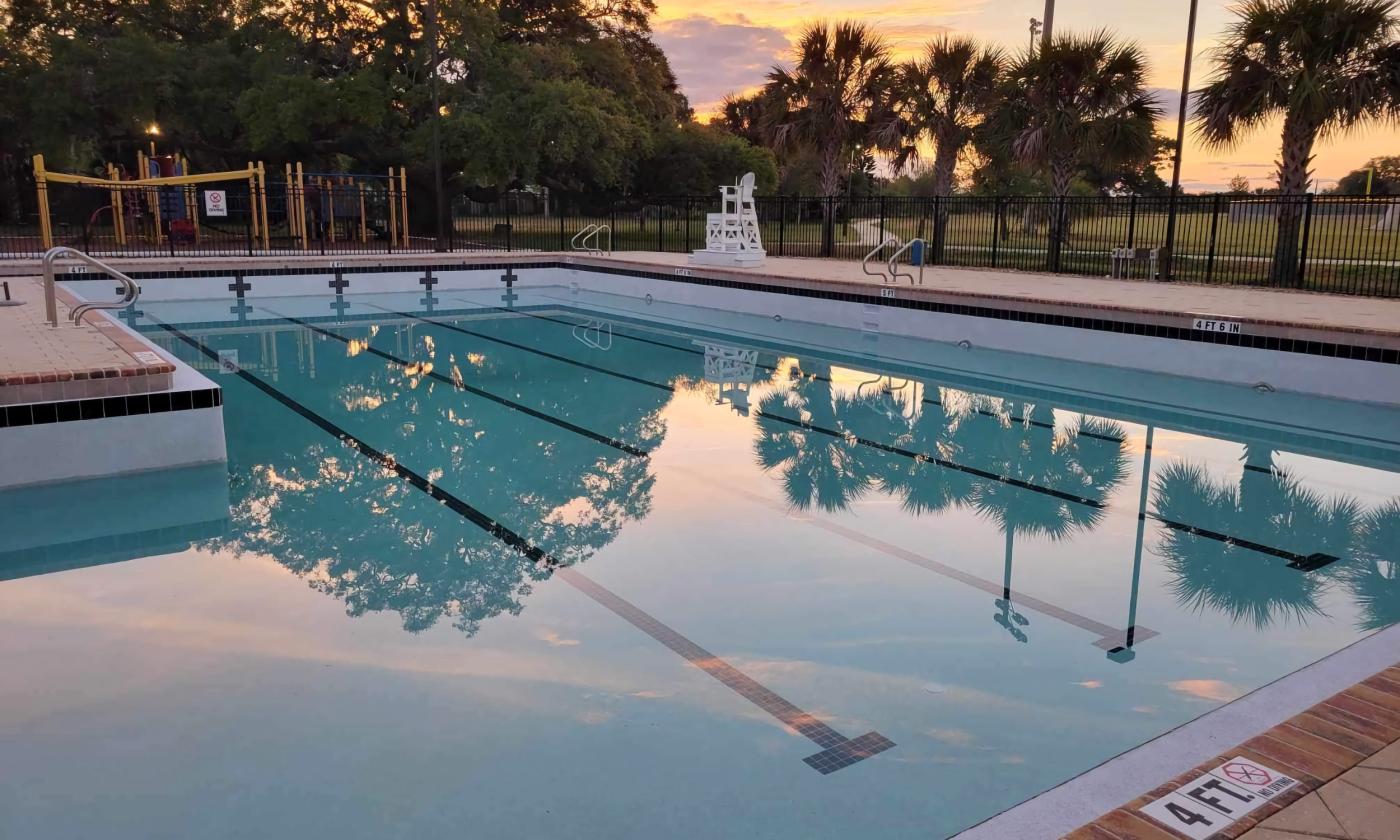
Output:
30,154,413,254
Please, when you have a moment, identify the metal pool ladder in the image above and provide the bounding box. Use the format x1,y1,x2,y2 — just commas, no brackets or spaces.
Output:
41,246,140,327
862,236,926,285
570,224,612,255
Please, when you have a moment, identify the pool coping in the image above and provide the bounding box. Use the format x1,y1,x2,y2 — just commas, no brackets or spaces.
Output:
4,251,1397,354
951,623,1400,840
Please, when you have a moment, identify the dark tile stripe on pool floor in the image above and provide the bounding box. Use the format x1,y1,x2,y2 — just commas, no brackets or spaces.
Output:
676,465,1159,654
151,315,894,776
264,312,650,458
331,303,1338,572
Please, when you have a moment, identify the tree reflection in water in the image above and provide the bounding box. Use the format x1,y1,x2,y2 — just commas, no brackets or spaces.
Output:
1151,443,1361,630
208,322,681,636
1343,499,1400,631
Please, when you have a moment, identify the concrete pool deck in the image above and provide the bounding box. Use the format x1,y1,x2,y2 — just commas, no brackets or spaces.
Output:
2,250,1398,342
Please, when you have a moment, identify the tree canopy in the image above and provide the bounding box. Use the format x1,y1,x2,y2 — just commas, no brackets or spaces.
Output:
0,0,781,219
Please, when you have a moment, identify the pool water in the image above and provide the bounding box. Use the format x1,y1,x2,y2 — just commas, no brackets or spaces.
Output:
2,286,1398,839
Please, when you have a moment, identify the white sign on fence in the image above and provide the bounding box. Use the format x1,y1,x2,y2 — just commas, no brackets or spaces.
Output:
203,190,228,217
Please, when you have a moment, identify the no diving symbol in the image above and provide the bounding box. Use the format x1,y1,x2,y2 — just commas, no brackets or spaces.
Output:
1223,762,1271,786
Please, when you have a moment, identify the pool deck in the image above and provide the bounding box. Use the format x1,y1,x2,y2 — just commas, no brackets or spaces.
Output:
1066,665,1400,840
2,250,1398,344
0,277,173,405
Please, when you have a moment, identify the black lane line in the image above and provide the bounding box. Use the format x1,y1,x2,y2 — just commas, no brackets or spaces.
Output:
755,410,1107,509
1149,515,1335,568
267,312,649,458
367,304,672,393
411,301,1116,509
427,301,1326,568
151,316,893,774
470,297,1127,444
673,465,1159,651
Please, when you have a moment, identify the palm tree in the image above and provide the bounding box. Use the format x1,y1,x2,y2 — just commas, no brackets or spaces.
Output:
878,386,979,516
891,36,1005,260
763,21,898,198
1000,31,1158,266
893,37,1007,196
1195,0,1400,286
1005,31,1159,198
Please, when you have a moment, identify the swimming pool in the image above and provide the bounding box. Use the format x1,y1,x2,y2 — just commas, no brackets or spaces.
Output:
2,275,1398,839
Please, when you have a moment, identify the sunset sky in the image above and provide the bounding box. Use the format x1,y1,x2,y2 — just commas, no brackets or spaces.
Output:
651,0,1399,191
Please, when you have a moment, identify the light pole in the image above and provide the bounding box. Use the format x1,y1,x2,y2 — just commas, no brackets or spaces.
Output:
426,0,446,252
1028,18,1042,55
1159,0,1200,281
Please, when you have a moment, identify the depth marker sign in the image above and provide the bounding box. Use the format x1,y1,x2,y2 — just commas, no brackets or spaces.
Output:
1139,756,1299,839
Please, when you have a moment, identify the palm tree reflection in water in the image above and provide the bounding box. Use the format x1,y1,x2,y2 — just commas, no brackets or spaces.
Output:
754,363,1131,642
1151,443,1362,630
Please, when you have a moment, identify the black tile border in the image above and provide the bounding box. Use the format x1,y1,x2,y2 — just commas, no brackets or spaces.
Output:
0,387,222,429
56,259,1400,364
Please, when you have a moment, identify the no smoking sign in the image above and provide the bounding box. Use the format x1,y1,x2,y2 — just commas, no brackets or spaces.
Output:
1139,756,1298,839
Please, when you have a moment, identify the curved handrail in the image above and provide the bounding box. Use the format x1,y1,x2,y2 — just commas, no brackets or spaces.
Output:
886,238,926,285
570,224,612,255
41,246,140,327
862,235,901,282
570,223,600,250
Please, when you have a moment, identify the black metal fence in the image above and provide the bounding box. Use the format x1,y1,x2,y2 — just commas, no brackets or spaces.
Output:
5,187,1399,296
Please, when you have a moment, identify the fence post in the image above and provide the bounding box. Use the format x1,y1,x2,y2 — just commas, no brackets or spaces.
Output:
1205,193,1221,282
1126,194,1138,248
930,195,941,265
559,199,566,251
684,197,692,252
658,202,665,252
505,199,513,252
1052,196,1066,273
823,196,835,258
777,196,786,257
990,197,1001,268
1296,192,1315,286
245,188,255,257
878,195,886,245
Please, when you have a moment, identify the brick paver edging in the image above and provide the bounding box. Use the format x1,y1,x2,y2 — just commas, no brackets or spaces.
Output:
1065,664,1400,839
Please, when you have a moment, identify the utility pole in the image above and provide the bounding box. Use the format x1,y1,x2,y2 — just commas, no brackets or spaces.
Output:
1041,0,1055,48
426,0,446,252
1159,0,1199,281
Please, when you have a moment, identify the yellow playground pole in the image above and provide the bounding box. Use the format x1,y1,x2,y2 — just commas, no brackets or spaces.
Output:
399,167,409,248
388,167,399,248
257,162,270,250
32,155,53,250
296,162,308,250
284,163,297,240
246,161,261,248
106,163,126,246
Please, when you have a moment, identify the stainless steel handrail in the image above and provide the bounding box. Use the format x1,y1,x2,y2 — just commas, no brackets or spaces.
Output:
570,224,600,250
886,238,926,285
570,224,612,254
41,246,140,327
862,235,900,282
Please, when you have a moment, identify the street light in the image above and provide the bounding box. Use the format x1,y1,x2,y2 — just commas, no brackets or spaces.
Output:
1028,18,1042,55
1159,0,1200,281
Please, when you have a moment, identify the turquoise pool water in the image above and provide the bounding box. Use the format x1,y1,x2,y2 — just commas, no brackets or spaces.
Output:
2,287,1398,839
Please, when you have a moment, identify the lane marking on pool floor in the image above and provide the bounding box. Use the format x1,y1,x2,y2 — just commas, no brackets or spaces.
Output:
263,311,650,458
672,465,1158,654
152,316,895,775
412,302,1341,571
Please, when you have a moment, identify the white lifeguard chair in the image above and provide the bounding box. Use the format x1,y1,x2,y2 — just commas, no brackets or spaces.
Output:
691,172,766,268
699,342,759,414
